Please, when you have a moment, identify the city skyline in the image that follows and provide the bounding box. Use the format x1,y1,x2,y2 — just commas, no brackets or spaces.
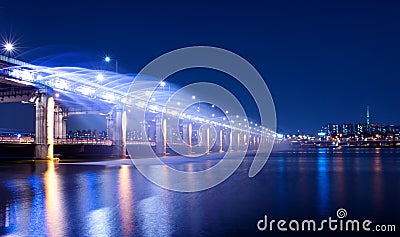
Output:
1,0,400,133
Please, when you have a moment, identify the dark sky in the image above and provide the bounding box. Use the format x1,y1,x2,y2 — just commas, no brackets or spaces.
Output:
0,0,399,133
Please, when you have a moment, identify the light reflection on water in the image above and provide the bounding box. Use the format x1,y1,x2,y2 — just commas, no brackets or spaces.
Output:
317,151,330,216
118,165,134,236
0,148,399,236
44,162,65,236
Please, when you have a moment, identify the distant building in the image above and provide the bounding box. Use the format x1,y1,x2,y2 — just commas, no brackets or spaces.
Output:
318,106,400,140
355,123,369,135
341,123,354,136
324,123,339,136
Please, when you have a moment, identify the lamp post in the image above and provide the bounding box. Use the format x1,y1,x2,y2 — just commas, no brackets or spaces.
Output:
104,56,118,73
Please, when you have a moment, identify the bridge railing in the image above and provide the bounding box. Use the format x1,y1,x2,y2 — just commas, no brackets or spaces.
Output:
0,55,33,67
55,138,112,145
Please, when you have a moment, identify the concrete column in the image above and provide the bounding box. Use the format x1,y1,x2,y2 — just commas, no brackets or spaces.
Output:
54,107,59,140
62,116,67,140
223,130,229,149
155,114,167,156
217,128,223,152
35,93,54,159
182,122,192,154
228,130,233,151
229,130,238,151
148,122,156,142
237,131,241,150
257,136,262,150
182,122,189,144
243,133,247,150
167,122,173,143
111,107,127,158
206,127,210,153
141,121,147,141
54,106,63,142
198,125,209,152
58,111,63,140
106,113,113,140
258,135,265,151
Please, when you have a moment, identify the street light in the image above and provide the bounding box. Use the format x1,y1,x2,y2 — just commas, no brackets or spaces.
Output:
4,43,14,52
104,56,118,73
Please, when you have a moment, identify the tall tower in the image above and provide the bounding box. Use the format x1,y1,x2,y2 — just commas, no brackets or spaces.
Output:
366,105,370,125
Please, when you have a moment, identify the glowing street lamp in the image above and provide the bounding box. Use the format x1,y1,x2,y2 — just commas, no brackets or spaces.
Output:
104,56,118,73
160,81,166,87
4,43,14,52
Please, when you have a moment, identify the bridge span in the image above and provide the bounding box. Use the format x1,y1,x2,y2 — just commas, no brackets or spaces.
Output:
0,54,279,159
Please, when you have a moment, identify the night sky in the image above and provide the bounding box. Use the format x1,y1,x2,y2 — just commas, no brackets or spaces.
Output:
0,0,399,133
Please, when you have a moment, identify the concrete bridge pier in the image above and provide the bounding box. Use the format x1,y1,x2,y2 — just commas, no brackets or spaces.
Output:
229,129,237,151
198,125,211,153
227,129,233,151
106,113,113,140
216,128,223,152
35,92,54,159
54,106,64,142
182,122,192,154
242,133,247,150
255,135,261,150
140,121,148,141
252,135,257,150
224,129,231,151
110,106,127,158
237,132,242,150
232,130,240,151
155,114,167,156
258,135,267,152
148,122,156,143
62,116,67,140
205,126,210,153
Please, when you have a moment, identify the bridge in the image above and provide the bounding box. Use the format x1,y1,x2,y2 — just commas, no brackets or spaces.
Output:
0,54,280,159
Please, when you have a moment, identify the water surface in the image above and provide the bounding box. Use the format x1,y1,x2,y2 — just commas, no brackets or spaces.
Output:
0,148,399,236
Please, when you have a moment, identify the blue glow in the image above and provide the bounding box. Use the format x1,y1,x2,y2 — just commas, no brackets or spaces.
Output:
96,73,104,81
